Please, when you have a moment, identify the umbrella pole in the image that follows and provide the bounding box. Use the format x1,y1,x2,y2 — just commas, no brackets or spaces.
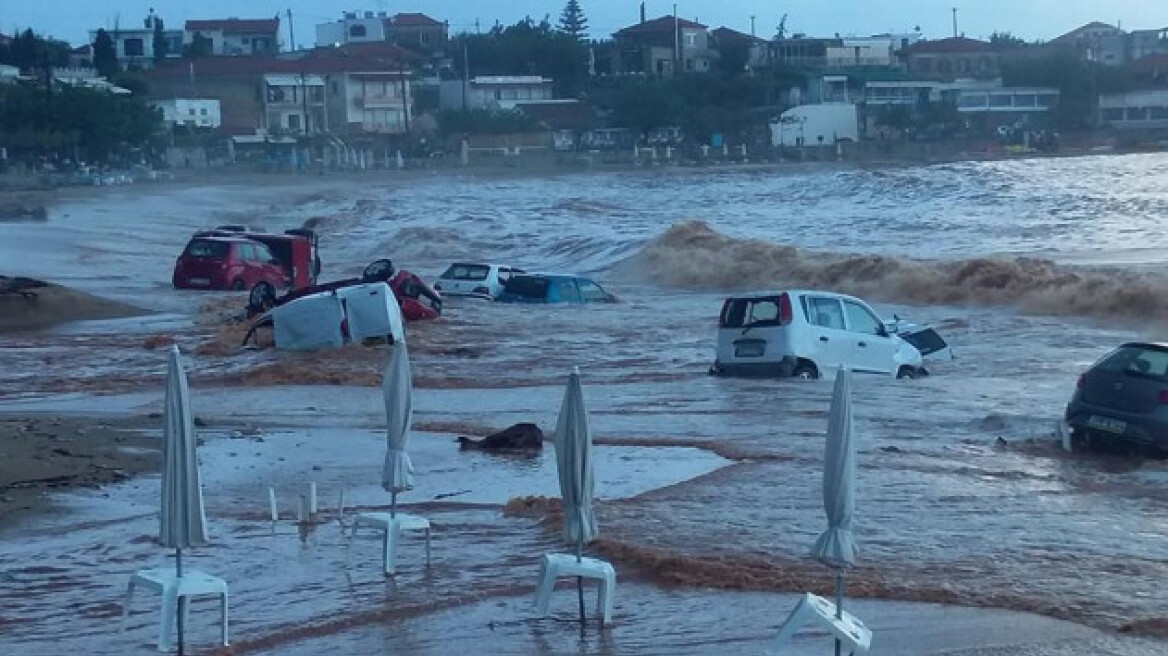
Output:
575,539,585,626
391,491,397,518
176,547,185,656
834,569,845,656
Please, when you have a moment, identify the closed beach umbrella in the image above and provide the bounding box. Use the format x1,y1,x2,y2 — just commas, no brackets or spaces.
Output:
555,368,597,623
811,367,858,656
160,345,208,655
380,340,414,516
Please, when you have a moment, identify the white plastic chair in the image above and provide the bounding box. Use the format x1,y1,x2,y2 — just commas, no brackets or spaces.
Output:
533,553,617,626
768,593,871,656
121,568,229,652
351,512,431,575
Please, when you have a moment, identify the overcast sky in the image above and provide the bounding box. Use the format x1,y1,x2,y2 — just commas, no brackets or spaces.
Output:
6,1,1167,47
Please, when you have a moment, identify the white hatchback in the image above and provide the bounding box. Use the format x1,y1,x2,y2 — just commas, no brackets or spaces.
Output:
709,290,927,379
433,263,524,300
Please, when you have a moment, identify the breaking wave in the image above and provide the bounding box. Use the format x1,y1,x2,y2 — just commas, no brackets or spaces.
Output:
618,221,1168,321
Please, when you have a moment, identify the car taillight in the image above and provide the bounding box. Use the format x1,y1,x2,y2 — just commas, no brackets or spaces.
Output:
473,286,490,295
1158,390,1168,405
779,293,793,325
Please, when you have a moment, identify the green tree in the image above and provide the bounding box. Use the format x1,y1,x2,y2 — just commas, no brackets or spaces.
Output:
184,31,212,59
610,78,685,137
453,18,588,95
716,35,751,78
989,32,1027,49
152,16,167,63
93,29,118,78
558,0,588,41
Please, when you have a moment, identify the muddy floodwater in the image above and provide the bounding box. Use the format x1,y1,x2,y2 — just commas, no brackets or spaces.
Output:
3,155,1168,654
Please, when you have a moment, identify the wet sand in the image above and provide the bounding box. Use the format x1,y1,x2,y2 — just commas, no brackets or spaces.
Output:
0,414,159,528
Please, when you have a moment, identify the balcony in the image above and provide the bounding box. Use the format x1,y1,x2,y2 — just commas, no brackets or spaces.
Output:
355,95,405,109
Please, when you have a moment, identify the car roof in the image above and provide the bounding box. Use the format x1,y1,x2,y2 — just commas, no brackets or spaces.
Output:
447,262,513,269
188,236,250,244
724,289,866,302
1119,342,1168,352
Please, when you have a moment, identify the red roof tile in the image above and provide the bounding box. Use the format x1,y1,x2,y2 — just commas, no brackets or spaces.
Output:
900,37,995,55
1132,53,1168,75
185,19,279,34
616,16,706,36
390,13,443,28
145,48,412,79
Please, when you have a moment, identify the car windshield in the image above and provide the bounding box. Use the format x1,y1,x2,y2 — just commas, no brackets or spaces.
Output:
441,264,491,281
184,239,229,258
503,275,550,299
1095,345,1168,382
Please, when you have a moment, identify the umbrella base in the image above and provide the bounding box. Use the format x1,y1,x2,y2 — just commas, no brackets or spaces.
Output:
768,593,870,656
533,553,616,626
121,568,229,652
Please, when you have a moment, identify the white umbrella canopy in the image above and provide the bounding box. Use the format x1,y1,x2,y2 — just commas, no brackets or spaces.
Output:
555,369,597,547
160,345,208,551
380,340,414,514
812,367,858,568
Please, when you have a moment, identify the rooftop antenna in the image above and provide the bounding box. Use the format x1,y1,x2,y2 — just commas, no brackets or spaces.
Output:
951,7,958,38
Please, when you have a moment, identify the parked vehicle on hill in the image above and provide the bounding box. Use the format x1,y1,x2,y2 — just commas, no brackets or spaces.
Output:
1065,342,1168,452
709,290,936,379
434,263,525,300
495,274,616,304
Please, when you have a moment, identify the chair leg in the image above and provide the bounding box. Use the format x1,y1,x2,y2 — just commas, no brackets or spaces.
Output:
599,569,616,626
158,587,179,652
121,579,136,633
383,524,400,575
768,595,815,655
534,559,557,615
220,590,230,646
425,527,431,565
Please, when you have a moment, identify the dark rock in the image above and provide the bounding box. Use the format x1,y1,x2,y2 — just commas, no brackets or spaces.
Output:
458,423,544,451
880,445,902,453
194,417,208,428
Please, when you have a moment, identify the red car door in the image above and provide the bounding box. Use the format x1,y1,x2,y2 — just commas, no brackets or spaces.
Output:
253,243,288,288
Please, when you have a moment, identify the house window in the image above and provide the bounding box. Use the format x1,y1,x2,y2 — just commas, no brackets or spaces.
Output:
349,25,367,38
188,108,196,116
331,81,340,95
1150,106,1168,120
287,114,301,130
309,86,324,102
200,107,208,115
684,32,697,47
123,38,144,57
267,86,286,102
421,32,430,46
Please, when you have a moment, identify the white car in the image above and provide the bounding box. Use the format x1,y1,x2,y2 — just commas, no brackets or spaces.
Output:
245,282,404,351
433,263,524,300
709,290,936,379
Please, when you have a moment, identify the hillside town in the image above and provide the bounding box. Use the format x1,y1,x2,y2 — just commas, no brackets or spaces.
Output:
2,3,1168,175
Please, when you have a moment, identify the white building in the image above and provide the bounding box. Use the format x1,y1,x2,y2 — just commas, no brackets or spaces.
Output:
184,18,280,56
88,9,182,68
955,87,1060,115
826,34,921,69
439,76,555,111
770,103,859,146
315,11,389,47
333,72,411,134
263,74,327,135
156,99,222,128
1100,90,1168,129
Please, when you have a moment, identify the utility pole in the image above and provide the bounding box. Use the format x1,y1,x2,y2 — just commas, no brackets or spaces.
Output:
951,7,958,38
750,16,756,38
398,62,410,133
475,18,480,35
286,8,296,51
673,3,679,74
462,41,469,111
300,71,310,136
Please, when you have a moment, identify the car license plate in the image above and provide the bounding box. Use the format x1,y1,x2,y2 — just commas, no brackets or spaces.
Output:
1087,415,1126,434
188,277,210,286
735,341,766,358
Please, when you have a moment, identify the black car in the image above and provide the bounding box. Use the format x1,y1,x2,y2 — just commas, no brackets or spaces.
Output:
1066,342,1168,451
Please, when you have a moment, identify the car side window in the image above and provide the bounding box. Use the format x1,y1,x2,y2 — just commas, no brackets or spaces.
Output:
577,280,608,302
558,279,583,302
843,300,883,335
809,297,845,330
236,244,253,261
254,244,275,262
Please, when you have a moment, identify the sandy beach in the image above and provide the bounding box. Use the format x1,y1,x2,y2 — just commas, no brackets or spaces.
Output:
3,157,1168,654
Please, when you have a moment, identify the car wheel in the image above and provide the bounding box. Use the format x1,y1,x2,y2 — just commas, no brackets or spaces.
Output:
897,366,917,380
232,278,246,291
792,362,819,380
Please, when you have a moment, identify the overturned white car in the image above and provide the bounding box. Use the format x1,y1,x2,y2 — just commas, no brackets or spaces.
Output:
244,281,404,350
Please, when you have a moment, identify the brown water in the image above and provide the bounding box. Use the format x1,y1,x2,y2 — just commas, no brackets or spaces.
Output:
3,158,1168,653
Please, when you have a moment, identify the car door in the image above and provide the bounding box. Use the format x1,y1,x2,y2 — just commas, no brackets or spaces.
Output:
804,296,851,371
253,243,287,287
556,278,584,304
843,299,899,374
577,279,612,303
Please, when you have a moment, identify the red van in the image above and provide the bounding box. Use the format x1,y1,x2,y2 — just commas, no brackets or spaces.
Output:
172,237,291,291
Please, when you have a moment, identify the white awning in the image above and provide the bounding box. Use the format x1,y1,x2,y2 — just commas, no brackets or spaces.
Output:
264,74,325,87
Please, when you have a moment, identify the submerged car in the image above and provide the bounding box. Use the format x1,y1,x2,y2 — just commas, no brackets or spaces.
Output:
434,263,525,300
495,274,616,304
173,226,319,291
1065,342,1168,451
172,236,291,291
709,290,938,379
